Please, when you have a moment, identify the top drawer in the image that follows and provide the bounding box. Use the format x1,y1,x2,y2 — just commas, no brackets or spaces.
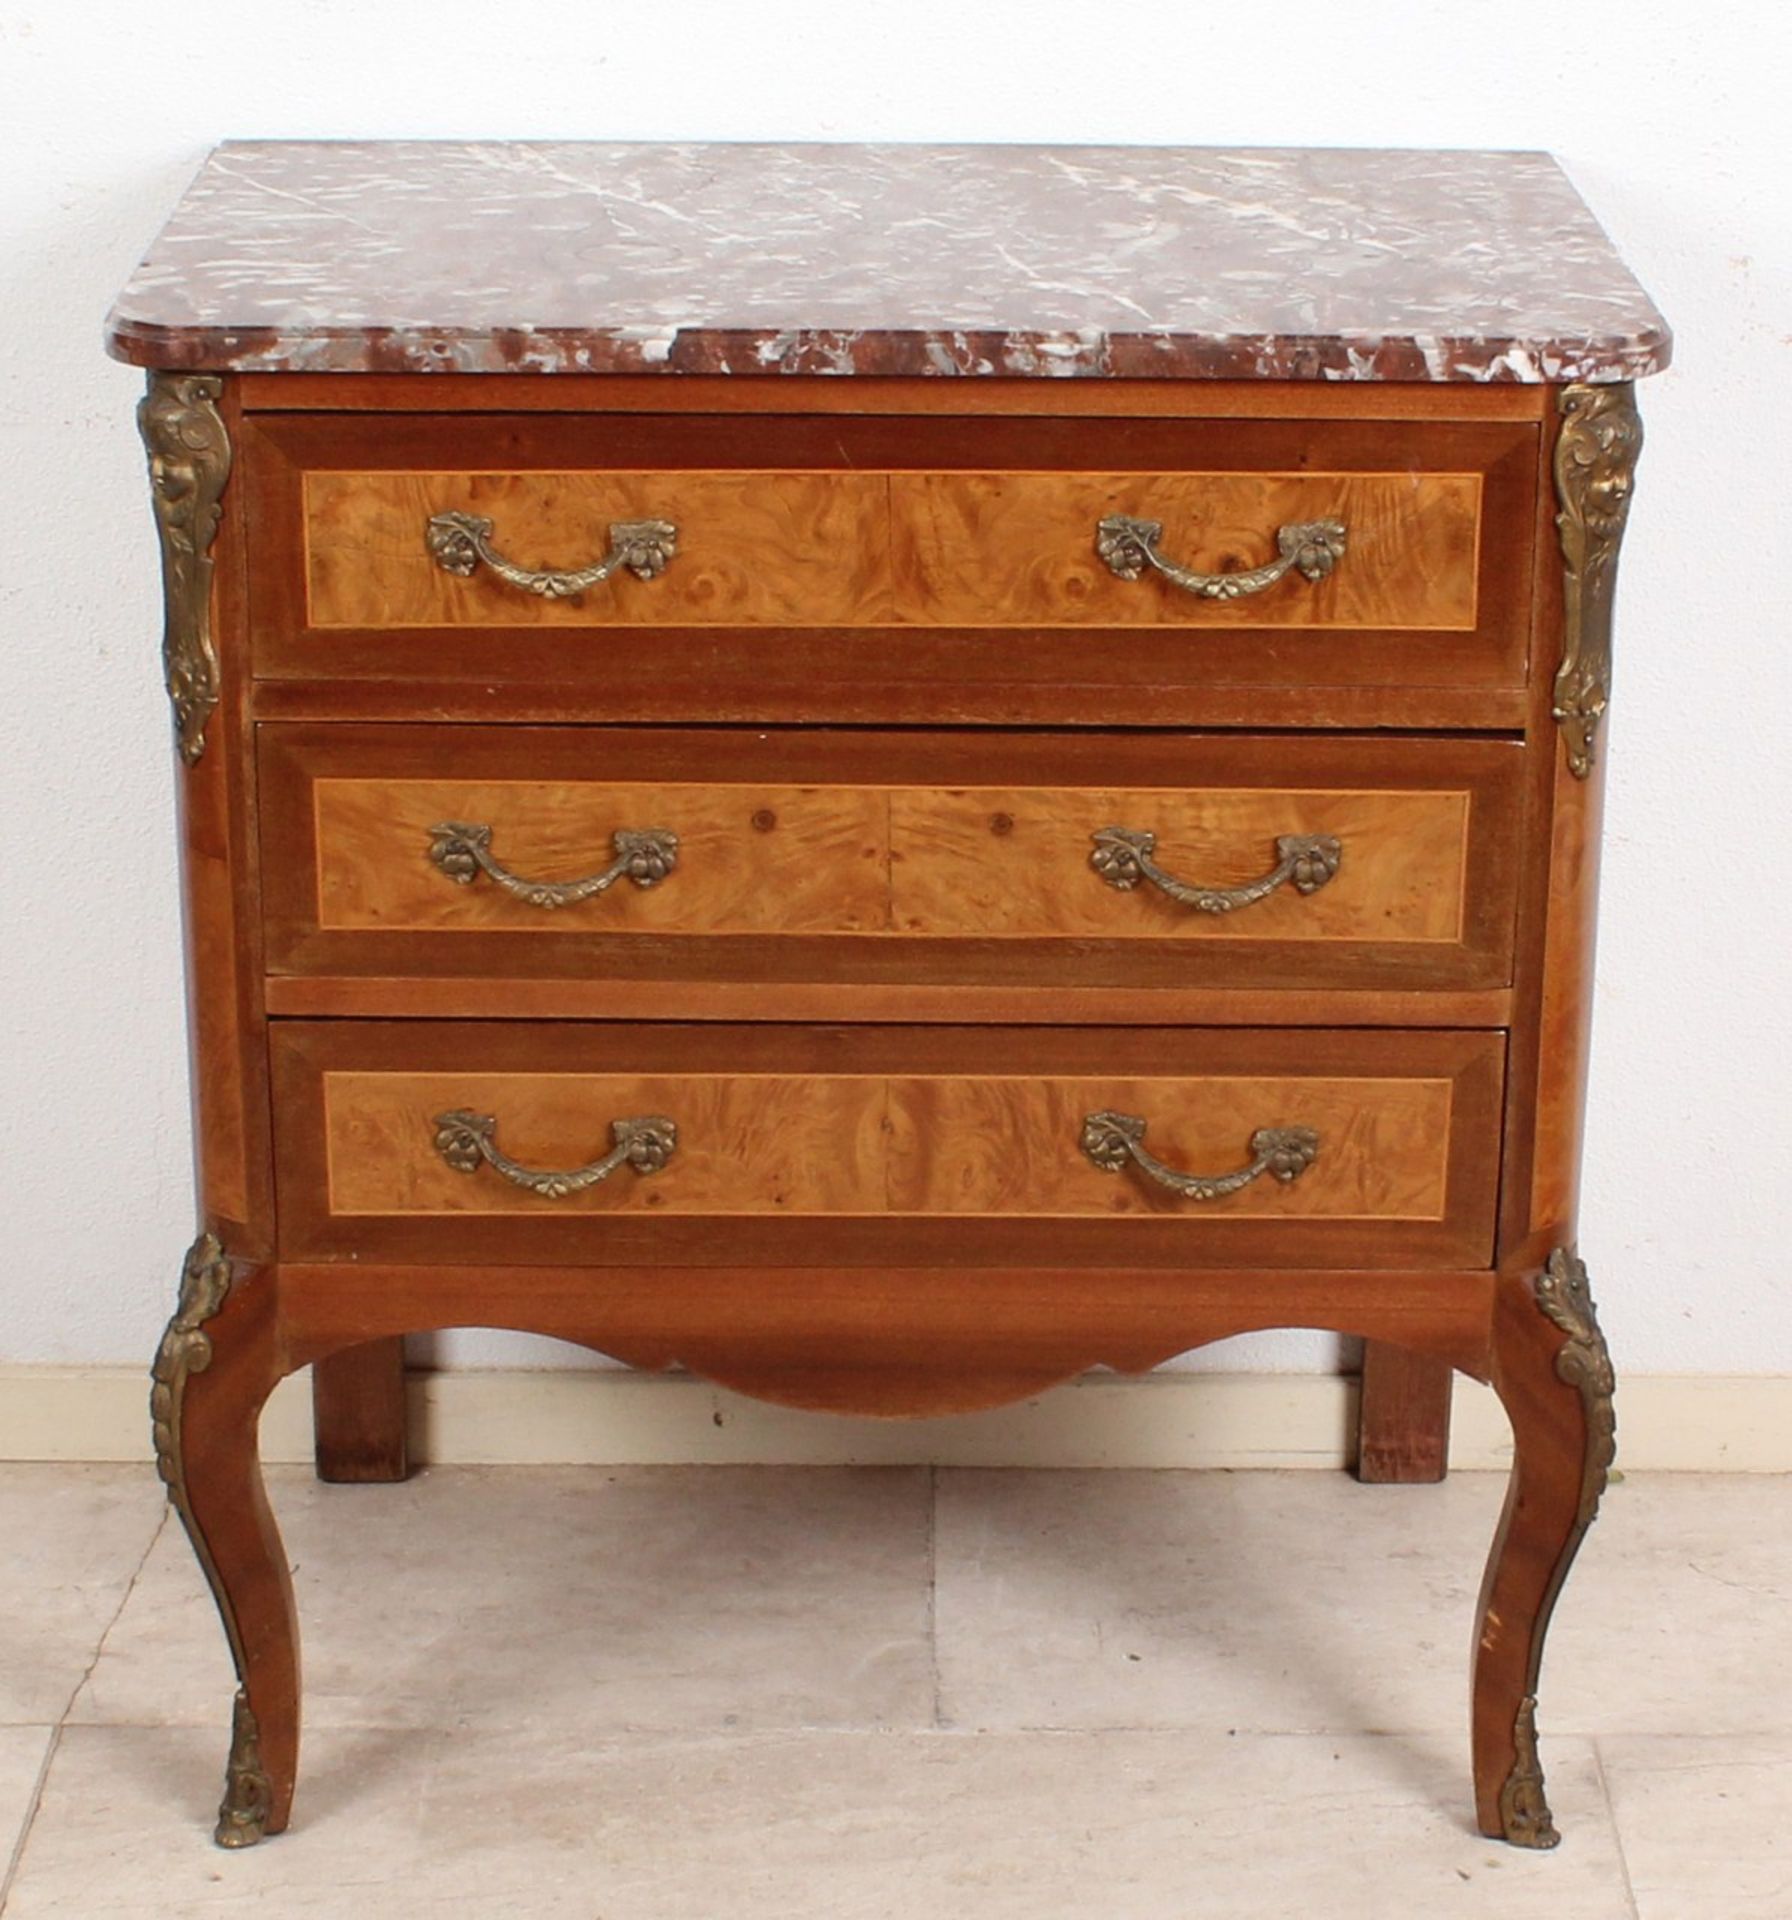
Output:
243,412,1536,713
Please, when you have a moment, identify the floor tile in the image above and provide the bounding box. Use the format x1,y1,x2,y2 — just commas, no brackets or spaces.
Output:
6,1724,1629,1920
0,1466,164,1724
0,1727,53,1881
70,1465,934,1735
1541,1475,1792,1736
934,1467,1504,1734
935,1469,1792,1743
31,1462,1783,1914
1602,1734,1792,1920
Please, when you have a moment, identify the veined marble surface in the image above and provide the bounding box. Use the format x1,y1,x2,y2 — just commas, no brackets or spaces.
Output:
105,142,1670,381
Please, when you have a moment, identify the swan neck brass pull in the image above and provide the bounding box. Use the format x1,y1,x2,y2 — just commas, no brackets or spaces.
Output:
1081,1111,1319,1201
427,824,678,909
1096,515,1346,600
433,1111,678,1199
1091,829,1340,913
426,511,677,598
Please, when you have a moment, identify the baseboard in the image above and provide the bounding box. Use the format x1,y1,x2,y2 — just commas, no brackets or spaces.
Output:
1,1366,1787,1471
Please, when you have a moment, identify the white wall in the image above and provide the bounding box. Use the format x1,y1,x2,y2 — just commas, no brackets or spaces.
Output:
0,0,1785,1381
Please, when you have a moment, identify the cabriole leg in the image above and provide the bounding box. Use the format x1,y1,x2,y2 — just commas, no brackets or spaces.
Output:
1470,1248,1615,1847
151,1234,299,1846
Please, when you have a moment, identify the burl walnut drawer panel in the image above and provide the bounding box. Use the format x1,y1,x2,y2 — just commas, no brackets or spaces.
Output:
259,727,1524,992
270,1023,1505,1269
890,470,1477,630
244,413,1535,696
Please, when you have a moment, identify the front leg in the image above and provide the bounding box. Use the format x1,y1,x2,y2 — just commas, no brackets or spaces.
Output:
1470,1249,1616,1846
152,1234,299,1845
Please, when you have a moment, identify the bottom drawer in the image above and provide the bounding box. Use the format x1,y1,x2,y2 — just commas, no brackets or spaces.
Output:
272,1024,1504,1270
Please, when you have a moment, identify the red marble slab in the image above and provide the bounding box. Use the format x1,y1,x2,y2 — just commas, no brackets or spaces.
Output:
106,142,1670,381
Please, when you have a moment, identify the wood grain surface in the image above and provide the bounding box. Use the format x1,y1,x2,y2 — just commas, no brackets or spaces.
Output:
886,1072,1454,1219
305,777,1470,943
271,1261,1502,1413
181,380,266,1239
260,725,1521,993
308,1337,408,1482
890,784,1470,941
240,372,1549,422
305,468,894,628
303,465,1480,633
313,778,889,935
263,977,1514,1028
1355,1343,1454,1482
244,413,1536,705
317,1067,1453,1222
252,675,1530,733
325,1071,888,1217
270,1023,1504,1269
1494,395,1599,1277
890,470,1480,630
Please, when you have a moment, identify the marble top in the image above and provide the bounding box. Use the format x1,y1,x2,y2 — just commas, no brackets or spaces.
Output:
105,142,1670,382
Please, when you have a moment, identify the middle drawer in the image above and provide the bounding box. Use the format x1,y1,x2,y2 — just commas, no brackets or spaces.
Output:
260,726,1522,993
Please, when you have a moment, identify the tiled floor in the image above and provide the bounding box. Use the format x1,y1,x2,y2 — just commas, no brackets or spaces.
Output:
1,1464,1787,1917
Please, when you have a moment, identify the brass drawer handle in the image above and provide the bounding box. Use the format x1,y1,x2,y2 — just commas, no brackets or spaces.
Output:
1091,828,1341,913
1096,515,1346,600
426,510,677,598
1081,1111,1319,1201
427,823,678,909
433,1110,678,1199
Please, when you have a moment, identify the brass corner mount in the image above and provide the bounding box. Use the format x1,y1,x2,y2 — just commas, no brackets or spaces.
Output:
1536,1245,1618,1531
137,373,232,766
149,1230,232,1503
1553,383,1642,779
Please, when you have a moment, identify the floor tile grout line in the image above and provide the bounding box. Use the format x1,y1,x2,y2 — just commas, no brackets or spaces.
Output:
0,1488,167,1915
1592,1736,1645,1920
58,1502,172,1730
0,1727,61,1920
927,1464,942,1731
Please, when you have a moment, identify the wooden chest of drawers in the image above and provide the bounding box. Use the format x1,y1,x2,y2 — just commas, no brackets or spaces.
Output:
111,141,1667,1853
